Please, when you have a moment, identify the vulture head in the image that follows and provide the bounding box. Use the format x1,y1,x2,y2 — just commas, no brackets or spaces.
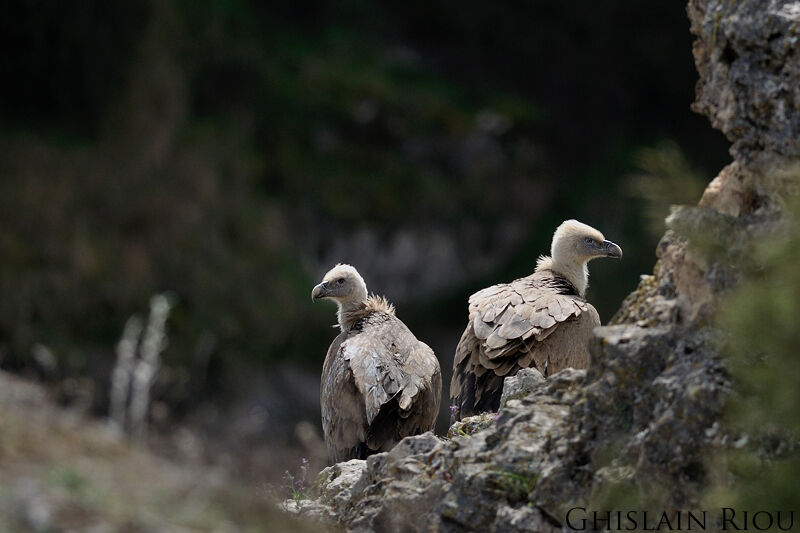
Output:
312,264,370,330
537,219,622,297
312,264,368,304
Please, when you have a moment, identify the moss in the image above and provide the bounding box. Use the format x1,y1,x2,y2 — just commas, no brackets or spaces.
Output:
706,191,800,513
486,464,539,504
447,413,496,438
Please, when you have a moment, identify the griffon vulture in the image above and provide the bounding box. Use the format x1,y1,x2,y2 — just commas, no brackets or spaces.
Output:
450,220,622,419
312,264,442,463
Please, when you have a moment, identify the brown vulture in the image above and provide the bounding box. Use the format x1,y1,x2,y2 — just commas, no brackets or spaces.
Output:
312,264,442,463
450,220,622,419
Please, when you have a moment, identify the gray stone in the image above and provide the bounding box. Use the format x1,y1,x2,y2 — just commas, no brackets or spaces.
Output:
446,412,496,439
690,0,800,169
500,367,546,407
311,459,367,519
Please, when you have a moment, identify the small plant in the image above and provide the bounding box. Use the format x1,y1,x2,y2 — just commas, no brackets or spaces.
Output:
109,293,173,442
488,463,539,504
282,457,310,509
449,404,458,425
50,466,89,494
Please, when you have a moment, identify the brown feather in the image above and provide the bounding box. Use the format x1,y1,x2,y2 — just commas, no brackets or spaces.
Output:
449,268,599,419
321,308,441,464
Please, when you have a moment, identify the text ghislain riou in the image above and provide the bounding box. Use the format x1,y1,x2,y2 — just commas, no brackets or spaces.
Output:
565,507,795,531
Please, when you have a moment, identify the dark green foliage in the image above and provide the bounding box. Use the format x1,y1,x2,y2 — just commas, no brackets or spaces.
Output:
627,141,708,240
0,1,727,414
711,195,800,511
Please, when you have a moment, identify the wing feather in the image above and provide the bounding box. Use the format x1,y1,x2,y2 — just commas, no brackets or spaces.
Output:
497,315,532,339
450,269,598,419
322,313,441,463
473,315,494,339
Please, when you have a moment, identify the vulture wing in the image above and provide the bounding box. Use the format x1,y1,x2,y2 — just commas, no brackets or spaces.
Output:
321,312,441,463
450,270,599,418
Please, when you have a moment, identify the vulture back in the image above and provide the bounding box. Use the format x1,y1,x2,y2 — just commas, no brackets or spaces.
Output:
450,269,599,418
321,309,441,463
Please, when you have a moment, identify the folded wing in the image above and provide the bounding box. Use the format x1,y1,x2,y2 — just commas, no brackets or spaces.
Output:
322,313,441,463
450,270,598,418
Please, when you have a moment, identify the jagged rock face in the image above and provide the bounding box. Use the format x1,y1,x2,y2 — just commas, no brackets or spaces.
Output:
689,0,800,169
499,367,546,407
298,2,800,531
302,372,585,532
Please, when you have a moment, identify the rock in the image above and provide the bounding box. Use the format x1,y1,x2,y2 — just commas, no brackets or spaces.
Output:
7,479,53,533
491,504,560,533
282,499,337,523
447,412,496,439
309,459,367,520
689,0,800,169
499,367,546,407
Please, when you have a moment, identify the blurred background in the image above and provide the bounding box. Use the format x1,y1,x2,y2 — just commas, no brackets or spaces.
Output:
0,0,731,525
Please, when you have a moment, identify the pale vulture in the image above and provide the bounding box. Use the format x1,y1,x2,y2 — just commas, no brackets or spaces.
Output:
450,220,622,419
312,264,442,463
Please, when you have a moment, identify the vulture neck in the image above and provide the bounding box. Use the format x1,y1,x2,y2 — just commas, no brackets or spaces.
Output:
337,301,365,332
336,294,395,332
536,256,589,297
335,282,368,331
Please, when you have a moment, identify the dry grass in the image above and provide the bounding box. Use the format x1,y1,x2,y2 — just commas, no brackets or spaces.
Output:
0,371,318,532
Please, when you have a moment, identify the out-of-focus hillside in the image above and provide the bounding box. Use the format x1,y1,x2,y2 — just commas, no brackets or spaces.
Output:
0,370,315,532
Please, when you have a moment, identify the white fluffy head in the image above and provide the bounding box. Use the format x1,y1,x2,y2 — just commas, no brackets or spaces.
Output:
312,263,398,330
312,263,368,305
536,219,622,296
551,220,606,262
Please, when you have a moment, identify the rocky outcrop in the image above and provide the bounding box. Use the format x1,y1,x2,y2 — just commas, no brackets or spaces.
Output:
690,0,800,169
297,1,800,530
300,371,585,532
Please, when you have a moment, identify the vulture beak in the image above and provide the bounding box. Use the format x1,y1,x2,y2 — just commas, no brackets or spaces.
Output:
602,240,623,258
311,281,330,301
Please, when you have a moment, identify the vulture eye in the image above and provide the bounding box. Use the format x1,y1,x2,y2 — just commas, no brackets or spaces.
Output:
584,237,595,245
337,278,345,285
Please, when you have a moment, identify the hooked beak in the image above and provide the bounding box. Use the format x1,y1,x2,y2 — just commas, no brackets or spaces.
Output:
311,281,330,301
603,240,623,258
